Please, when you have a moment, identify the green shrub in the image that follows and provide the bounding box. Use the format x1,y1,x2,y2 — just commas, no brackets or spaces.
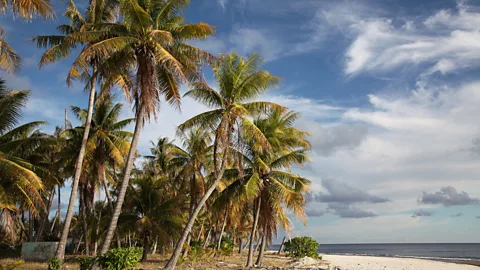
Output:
218,237,233,256
97,247,142,270
77,257,95,270
47,257,62,270
284,236,319,259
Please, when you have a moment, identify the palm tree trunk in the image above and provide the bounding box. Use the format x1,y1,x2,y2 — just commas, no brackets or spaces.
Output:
36,188,55,241
55,77,96,259
151,236,158,255
277,236,286,254
246,197,261,267
57,184,61,237
181,234,191,258
196,224,203,241
238,238,243,254
93,198,106,256
74,235,83,253
255,225,267,266
202,226,212,249
141,232,149,262
101,169,121,247
80,187,90,255
216,207,228,250
28,211,33,242
50,212,58,233
165,150,229,270
98,109,144,255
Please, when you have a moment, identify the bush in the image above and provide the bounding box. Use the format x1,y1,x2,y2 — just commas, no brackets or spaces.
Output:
218,237,233,256
77,257,95,270
47,258,62,270
284,236,319,259
97,247,143,270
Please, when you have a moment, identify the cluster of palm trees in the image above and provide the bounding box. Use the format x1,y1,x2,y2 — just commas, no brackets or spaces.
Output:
0,0,312,268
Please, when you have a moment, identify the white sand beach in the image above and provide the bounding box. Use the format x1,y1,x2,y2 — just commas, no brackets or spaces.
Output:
324,255,479,270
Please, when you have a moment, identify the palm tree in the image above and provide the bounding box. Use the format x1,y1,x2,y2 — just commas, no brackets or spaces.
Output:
0,79,47,243
0,0,54,72
33,0,120,259
67,0,216,255
166,53,281,269
65,93,134,254
121,166,184,262
227,109,311,266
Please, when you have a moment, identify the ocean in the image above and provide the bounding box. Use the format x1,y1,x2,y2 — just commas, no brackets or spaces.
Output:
270,243,480,262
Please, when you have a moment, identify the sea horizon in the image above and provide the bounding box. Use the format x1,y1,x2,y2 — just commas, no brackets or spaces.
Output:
269,243,480,262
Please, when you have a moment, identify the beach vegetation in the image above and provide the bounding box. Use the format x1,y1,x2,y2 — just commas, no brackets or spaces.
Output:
284,236,320,259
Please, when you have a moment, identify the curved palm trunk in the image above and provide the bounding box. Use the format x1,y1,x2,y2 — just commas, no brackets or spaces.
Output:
98,109,144,255
55,79,96,259
255,225,266,266
246,197,261,267
216,207,228,250
164,150,229,270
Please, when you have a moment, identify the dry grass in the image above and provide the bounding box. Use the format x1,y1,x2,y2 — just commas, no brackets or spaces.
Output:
0,252,294,269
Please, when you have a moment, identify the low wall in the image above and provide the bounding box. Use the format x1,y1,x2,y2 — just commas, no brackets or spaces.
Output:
21,242,58,261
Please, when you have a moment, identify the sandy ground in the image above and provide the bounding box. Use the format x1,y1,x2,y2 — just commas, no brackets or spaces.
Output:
324,254,480,270
2,253,478,269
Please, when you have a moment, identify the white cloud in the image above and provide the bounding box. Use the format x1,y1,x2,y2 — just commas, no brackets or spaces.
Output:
331,2,480,76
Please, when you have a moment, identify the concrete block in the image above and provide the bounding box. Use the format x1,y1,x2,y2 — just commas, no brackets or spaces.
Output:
21,242,58,261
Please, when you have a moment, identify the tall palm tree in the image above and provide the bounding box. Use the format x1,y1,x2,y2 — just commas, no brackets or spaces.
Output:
166,53,281,269
33,0,120,259
0,79,47,243
65,93,134,254
67,0,216,255
0,0,54,72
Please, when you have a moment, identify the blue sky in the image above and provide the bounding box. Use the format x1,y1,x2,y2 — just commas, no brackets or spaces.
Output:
3,0,480,243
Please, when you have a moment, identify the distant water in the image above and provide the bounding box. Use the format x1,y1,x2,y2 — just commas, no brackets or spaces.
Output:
269,243,480,261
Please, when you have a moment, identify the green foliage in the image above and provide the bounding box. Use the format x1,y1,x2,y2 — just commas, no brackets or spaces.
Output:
47,257,62,270
219,236,234,256
189,240,202,248
97,247,143,270
284,237,319,259
0,259,24,270
76,257,94,270
185,245,215,265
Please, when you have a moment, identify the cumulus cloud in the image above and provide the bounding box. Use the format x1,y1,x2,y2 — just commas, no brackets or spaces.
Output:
327,203,377,218
412,209,433,218
312,179,389,204
306,179,387,219
302,121,368,156
418,186,480,207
